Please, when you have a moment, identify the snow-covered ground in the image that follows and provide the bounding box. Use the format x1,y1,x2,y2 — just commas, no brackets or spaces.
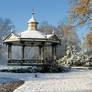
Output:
0,70,92,92
0,65,33,70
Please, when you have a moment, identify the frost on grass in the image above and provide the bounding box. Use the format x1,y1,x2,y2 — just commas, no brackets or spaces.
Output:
13,71,92,92
0,70,92,92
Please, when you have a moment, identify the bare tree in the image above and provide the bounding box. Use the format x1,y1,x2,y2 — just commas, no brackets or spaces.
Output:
57,19,80,51
0,18,15,45
39,21,55,34
38,20,80,59
0,18,14,65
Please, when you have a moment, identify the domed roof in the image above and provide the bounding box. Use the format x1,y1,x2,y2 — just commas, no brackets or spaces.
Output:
27,16,36,23
27,10,37,23
21,30,46,39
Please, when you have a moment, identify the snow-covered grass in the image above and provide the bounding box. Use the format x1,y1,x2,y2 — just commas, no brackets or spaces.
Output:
0,70,92,92
0,65,33,70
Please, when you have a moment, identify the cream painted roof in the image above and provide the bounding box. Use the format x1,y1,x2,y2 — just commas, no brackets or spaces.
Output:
20,30,46,38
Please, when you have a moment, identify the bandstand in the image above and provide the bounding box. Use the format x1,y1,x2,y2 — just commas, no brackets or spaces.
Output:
3,11,60,66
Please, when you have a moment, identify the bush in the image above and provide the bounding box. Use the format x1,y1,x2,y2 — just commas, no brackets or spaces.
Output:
72,61,85,66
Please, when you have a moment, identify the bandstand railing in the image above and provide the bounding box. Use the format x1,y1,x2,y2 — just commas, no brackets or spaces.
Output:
8,59,52,66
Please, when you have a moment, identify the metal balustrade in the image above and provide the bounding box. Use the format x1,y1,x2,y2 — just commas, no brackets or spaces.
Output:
8,59,52,66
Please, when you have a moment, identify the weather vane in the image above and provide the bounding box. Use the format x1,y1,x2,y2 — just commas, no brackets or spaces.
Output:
32,9,35,15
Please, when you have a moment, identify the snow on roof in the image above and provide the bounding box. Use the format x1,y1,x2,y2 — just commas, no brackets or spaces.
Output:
27,16,37,23
46,34,53,38
21,30,46,39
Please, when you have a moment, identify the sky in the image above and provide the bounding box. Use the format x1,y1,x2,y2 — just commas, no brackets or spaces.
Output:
0,0,89,41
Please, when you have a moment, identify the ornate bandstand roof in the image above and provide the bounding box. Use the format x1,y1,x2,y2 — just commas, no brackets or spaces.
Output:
3,11,60,46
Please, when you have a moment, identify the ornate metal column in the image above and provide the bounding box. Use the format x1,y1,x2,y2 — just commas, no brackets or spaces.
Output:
8,44,12,60
42,45,45,62
54,46,56,61
52,45,56,62
22,46,25,60
52,45,54,61
39,46,42,60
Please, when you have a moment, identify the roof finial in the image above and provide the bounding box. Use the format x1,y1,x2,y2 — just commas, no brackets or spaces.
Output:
52,29,55,35
27,9,37,23
27,9,38,30
11,29,13,33
45,32,47,38
32,9,35,17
